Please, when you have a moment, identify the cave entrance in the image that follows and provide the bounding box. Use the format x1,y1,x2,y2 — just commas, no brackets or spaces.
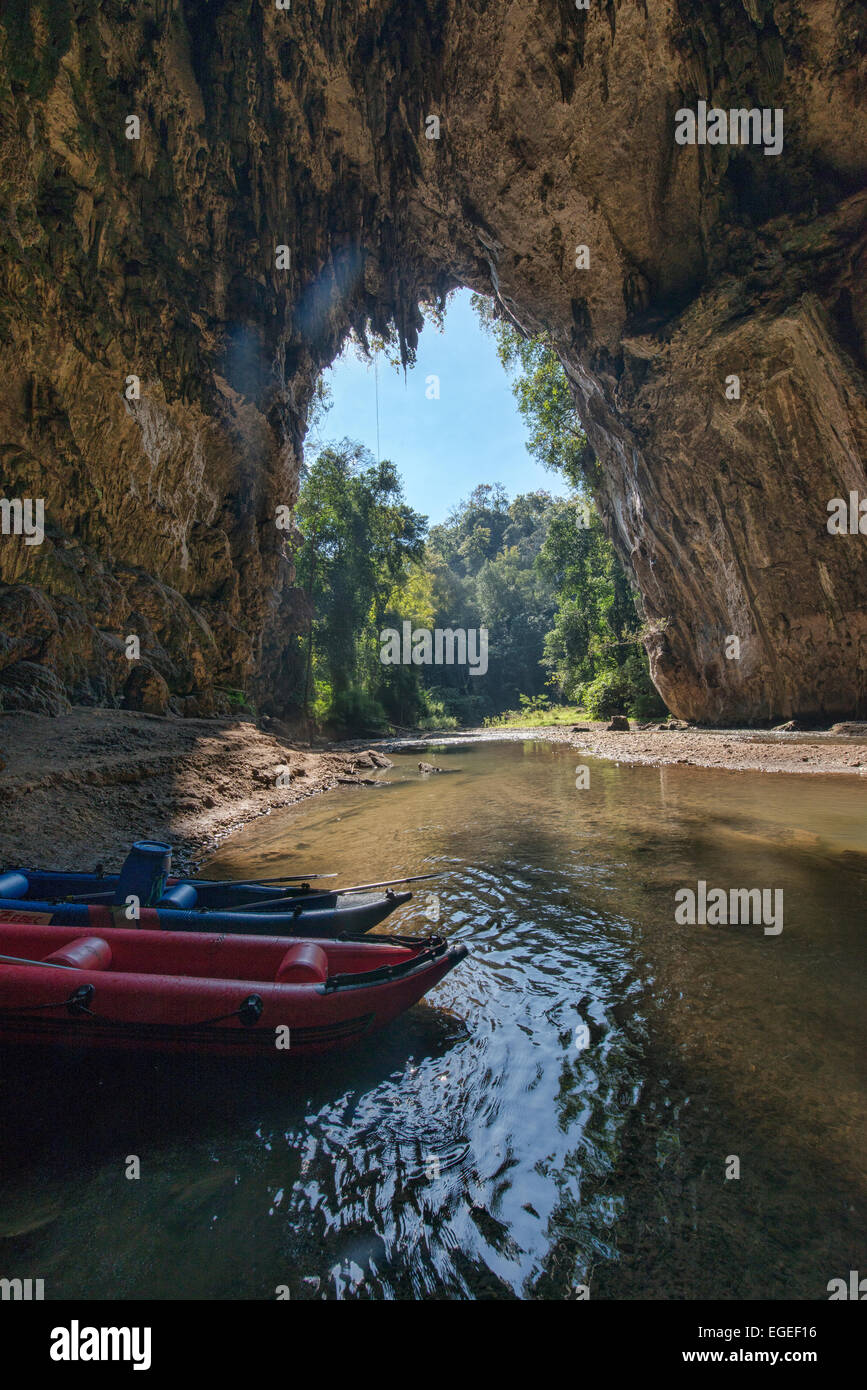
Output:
309,288,566,521
291,289,664,735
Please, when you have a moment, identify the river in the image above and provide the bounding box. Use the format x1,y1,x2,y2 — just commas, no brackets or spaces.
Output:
1,739,864,1299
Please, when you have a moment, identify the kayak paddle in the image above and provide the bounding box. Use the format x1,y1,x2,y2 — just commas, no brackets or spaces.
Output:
213,872,444,914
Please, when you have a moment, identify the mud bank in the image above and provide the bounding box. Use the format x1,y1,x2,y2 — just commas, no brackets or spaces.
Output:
376,722,867,778
0,709,389,873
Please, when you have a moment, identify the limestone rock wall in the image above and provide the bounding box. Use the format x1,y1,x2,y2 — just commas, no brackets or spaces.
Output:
0,0,864,721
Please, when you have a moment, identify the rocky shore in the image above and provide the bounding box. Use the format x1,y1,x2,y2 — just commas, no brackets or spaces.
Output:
378,720,867,778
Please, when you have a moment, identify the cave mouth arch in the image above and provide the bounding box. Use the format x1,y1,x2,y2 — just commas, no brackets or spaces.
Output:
305,287,570,518
255,213,867,728
289,286,598,725
0,0,864,723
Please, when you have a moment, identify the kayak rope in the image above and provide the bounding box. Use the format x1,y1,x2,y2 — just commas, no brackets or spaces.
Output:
0,986,265,1028
0,984,96,1016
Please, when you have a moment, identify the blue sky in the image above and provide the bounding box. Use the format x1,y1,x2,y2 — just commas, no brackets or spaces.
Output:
308,288,567,524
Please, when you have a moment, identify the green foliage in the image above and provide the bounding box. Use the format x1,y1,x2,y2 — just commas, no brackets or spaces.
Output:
423,485,559,716
482,703,587,729
518,693,551,714
295,456,665,731
215,686,255,714
292,301,667,734
419,684,485,729
327,685,388,734
296,441,426,731
413,691,460,732
473,296,667,722
579,669,632,720
537,505,665,719
619,646,668,719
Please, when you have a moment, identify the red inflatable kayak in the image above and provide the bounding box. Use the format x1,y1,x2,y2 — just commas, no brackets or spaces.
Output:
0,922,467,1058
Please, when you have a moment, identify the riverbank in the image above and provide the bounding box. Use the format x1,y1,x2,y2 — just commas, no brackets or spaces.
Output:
373,720,867,777
0,708,389,873
2,710,864,877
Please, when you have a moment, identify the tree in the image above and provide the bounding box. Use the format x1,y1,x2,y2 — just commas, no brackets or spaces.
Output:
296,441,426,725
420,488,559,714
471,295,599,491
473,295,666,718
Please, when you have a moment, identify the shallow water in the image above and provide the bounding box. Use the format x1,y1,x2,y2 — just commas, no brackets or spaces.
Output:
1,740,864,1299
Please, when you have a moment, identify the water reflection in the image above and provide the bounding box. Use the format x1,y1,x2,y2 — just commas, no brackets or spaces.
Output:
1,741,864,1299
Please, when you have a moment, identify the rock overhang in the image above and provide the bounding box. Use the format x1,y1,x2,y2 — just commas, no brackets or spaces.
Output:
0,0,864,721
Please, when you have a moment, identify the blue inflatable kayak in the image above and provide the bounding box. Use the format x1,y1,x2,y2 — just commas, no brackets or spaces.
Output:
0,857,410,938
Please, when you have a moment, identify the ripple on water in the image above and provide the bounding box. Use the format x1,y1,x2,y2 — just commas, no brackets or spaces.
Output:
2,740,864,1298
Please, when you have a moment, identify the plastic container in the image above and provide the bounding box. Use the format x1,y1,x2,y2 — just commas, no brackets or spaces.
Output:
113,842,172,908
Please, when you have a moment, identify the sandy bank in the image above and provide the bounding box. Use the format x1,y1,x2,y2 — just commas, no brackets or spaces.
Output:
0,708,389,873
